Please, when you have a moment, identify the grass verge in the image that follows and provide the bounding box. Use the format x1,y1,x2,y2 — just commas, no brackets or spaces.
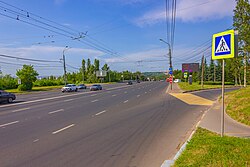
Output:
178,82,234,91
225,86,250,126
6,85,63,94
173,127,250,167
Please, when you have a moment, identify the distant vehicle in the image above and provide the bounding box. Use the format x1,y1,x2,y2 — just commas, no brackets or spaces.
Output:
127,81,133,85
0,90,16,103
61,84,78,92
90,84,102,91
174,79,181,83
78,84,87,89
136,80,140,83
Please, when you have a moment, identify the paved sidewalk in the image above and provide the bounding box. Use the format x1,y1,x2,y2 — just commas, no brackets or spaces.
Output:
199,99,250,137
170,83,250,138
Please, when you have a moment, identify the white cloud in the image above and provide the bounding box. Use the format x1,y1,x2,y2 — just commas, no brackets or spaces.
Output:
134,0,236,26
0,45,104,76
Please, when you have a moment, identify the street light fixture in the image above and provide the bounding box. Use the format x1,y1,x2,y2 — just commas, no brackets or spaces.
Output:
159,38,173,90
62,46,71,85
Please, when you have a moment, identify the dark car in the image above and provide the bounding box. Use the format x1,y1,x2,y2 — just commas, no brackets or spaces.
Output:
127,81,133,85
78,84,87,89
0,90,16,103
90,84,102,91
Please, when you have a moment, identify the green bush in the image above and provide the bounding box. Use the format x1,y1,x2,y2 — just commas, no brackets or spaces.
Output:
197,81,234,85
18,83,33,91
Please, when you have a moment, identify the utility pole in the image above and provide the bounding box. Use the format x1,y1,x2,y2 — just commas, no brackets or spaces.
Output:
244,52,247,87
159,39,172,90
201,55,204,88
62,46,70,85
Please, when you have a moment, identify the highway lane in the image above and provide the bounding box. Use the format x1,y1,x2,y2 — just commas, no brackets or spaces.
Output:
0,81,210,167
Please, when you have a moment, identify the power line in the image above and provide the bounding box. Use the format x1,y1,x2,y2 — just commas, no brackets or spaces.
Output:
0,54,61,63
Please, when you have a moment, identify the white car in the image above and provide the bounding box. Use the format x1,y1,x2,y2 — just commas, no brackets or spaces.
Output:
174,79,181,83
61,84,78,92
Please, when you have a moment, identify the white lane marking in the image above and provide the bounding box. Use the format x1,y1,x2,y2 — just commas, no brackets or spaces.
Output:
112,94,117,97
33,139,39,143
145,92,147,94
124,91,127,94
48,109,64,114
91,94,97,96
123,100,128,103
137,95,140,97
52,124,75,134
64,99,74,102
0,121,19,128
95,110,107,116
91,99,99,103
12,107,30,113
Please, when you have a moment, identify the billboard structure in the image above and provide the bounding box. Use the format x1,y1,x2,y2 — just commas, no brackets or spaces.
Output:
182,63,199,73
96,70,107,77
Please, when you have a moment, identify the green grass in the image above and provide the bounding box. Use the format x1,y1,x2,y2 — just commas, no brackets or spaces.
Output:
178,82,234,91
173,127,250,167
225,86,250,126
6,85,63,94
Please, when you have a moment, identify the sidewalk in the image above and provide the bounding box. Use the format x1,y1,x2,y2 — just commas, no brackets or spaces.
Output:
169,83,250,138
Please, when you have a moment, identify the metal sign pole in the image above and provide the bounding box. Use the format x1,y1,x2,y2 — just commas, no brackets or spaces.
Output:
221,59,225,137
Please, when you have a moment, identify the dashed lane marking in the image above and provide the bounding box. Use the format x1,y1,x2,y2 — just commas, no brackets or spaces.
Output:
64,99,74,102
123,100,128,103
91,99,99,103
12,107,30,113
0,121,19,128
95,110,107,116
48,109,64,114
52,124,75,134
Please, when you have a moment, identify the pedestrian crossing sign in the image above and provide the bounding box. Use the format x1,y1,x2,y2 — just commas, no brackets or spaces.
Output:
212,29,236,60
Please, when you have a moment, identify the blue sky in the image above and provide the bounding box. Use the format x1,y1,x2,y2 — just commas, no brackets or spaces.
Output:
0,0,236,76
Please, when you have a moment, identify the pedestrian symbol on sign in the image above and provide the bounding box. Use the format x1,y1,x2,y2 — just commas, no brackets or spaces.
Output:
215,34,231,56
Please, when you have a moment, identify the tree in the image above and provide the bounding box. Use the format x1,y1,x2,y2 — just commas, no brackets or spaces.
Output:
16,65,39,91
94,59,100,72
87,58,91,74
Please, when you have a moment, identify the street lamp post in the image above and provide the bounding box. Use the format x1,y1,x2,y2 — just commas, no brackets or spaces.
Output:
160,39,173,90
62,46,70,85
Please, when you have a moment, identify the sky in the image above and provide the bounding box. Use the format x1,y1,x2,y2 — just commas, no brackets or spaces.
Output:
0,0,236,76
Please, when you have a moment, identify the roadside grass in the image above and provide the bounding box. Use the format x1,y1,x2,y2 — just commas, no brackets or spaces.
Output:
225,86,250,126
173,127,250,167
6,85,63,94
178,82,234,91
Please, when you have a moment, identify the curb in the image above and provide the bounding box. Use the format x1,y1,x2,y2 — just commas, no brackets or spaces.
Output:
182,86,241,94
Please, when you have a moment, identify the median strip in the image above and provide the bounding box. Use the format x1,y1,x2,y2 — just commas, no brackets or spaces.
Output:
52,124,75,134
0,121,19,128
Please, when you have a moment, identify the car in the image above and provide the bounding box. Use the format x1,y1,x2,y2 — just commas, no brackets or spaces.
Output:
78,84,87,89
127,81,133,85
61,84,78,92
136,80,140,83
0,90,16,103
174,79,181,83
90,84,102,91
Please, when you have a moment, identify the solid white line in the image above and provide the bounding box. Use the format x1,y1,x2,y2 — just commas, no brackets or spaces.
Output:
91,99,99,103
112,94,117,97
64,99,74,102
12,107,30,113
95,110,107,116
123,100,128,103
52,124,75,134
0,121,19,128
48,109,64,114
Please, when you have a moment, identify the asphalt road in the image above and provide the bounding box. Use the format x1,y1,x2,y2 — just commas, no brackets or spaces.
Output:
0,81,211,167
